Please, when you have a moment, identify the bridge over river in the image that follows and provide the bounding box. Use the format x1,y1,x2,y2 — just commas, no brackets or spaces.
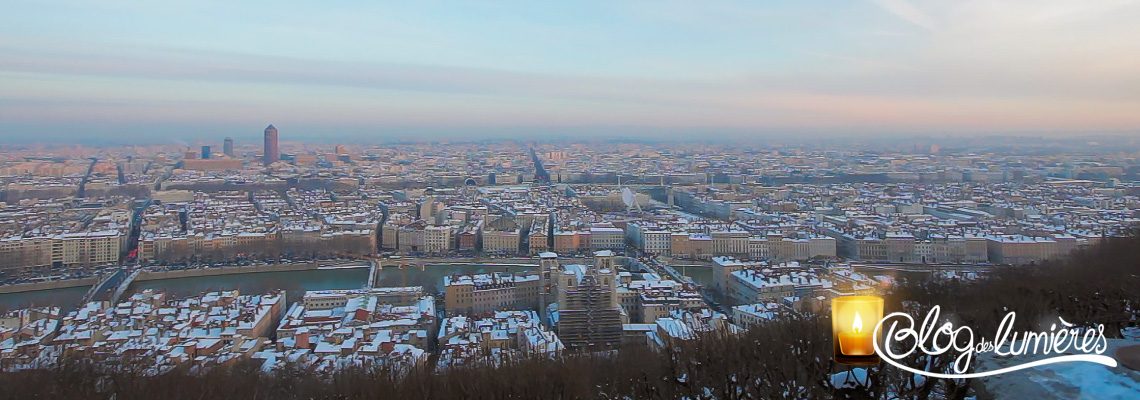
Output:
82,268,142,304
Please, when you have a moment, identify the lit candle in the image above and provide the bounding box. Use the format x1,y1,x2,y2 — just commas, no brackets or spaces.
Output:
838,311,873,355
832,295,883,365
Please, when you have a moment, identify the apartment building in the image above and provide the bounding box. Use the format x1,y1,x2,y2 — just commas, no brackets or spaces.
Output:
424,224,454,255
444,273,541,316
528,219,549,255
589,225,625,250
710,231,749,258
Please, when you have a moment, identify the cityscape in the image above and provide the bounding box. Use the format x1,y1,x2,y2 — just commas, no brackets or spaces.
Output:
2,1,1140,399
1,128,1138,397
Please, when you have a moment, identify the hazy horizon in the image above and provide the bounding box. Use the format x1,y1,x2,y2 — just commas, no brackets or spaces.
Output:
3,1,1140,141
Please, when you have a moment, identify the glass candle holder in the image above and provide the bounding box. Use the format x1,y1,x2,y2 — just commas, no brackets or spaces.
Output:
832,295,883,365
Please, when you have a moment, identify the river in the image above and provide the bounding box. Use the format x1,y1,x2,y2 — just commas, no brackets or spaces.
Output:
0,285,90,312
674,265,713,286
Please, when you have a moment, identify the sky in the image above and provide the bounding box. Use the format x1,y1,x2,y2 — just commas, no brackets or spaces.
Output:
1,0,1139,143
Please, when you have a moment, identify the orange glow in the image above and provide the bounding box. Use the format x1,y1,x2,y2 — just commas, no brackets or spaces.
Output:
832,296,883,363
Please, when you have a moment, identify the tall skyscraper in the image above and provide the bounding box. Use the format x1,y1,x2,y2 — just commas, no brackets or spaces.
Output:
223,137,234,157
201,145,211,159
263,125,279,166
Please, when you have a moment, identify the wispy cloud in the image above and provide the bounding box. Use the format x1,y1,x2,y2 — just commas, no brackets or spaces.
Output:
2,2,1139,139
870,0,937,31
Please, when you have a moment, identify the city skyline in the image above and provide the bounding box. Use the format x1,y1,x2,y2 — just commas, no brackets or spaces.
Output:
3,1,1140,141
2,138,1136,396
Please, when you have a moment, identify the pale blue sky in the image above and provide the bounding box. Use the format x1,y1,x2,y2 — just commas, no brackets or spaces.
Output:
2,1,1139,142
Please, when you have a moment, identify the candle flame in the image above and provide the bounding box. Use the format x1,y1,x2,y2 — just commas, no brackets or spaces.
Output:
852,311,863,334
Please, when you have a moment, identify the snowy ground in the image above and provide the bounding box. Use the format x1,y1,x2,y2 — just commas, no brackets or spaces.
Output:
975,339,1140,399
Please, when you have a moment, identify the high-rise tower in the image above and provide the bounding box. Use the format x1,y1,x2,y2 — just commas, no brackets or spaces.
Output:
263,125,279,166
223,137,234,157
